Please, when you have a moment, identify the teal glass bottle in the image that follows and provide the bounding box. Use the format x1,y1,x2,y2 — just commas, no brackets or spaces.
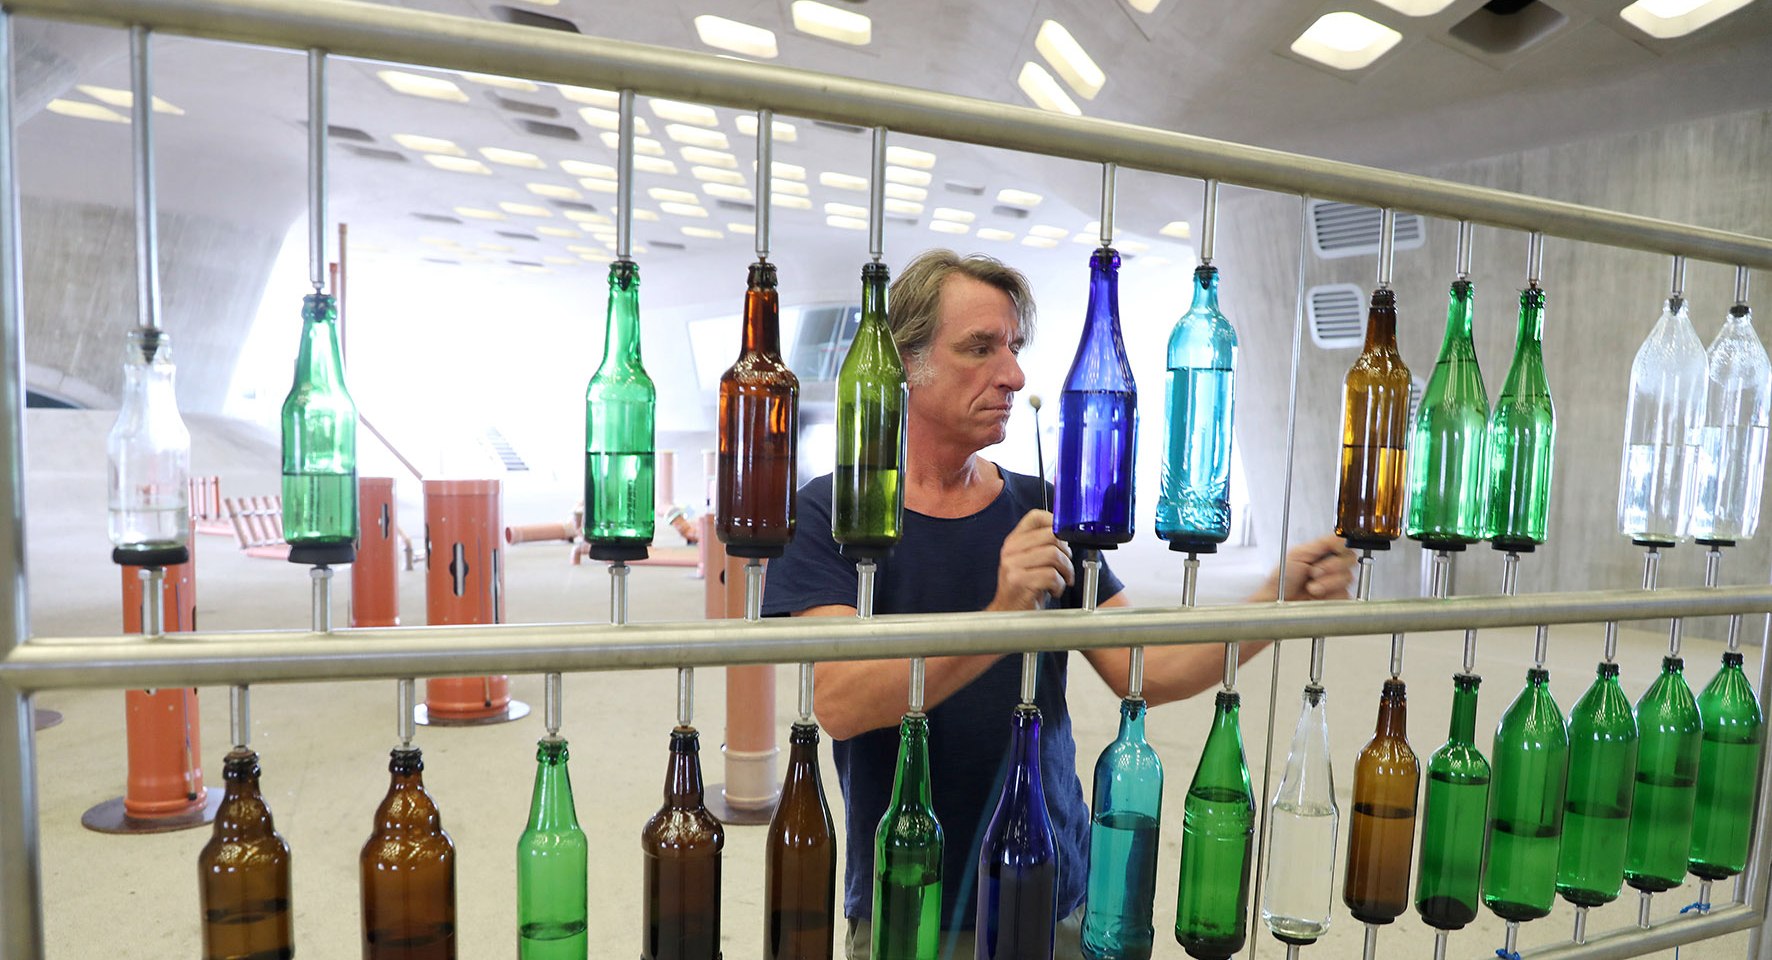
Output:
281,292,358,562
1690,652,1764,881
1406,278,1490,546
1174,691,1254,960
1155,263,1237,546
1082,697,1163,960
834,262,907,555
584,260,656,549
1557,662,1638,907
872,713,941,960
1261,685,1338,945
1486,284,1555,549
1481,668,1568,922
517,737,588,959
1415,673,1489,930
1624,656,1703,893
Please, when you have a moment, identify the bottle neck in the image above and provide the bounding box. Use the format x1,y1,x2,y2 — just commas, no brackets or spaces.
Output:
1187,265,1220,316
742,262,782,356
891,713,933,807
1364,289,1399,352
1010,705,1043,769
1441,279,1475,346
859,264,889,333
601,263,644,367
1375,680,1408,737
1119,697,1147,740
1446,675,1479,743
1083,249,1122,336
221,748,262,798
1515,286,1546,348
296,294,346,388
664,727,705,807
529,738,574,828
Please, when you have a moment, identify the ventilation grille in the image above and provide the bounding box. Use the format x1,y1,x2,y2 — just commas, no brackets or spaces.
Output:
1307,283,1366,349
1309,201,1425,259
484,428,529,472
1408,379,1424,422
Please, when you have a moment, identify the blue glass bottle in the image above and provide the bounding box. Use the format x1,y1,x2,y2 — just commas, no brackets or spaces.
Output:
977,704,1059,960
1082,697,1164,960
1156,264,1237,547
1055,248,1136,549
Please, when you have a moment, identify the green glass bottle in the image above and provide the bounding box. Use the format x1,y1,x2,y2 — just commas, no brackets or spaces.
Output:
872,712,941,960
281,292,358,563
1690,652,1764,881
833,262,907,555
584,260,657,549
1624,656,1703,893
1406,279,1489,546
1557,662,1638,907
1174,691,1254,960
1481,668,1568,922
517,737,588,959
1486,284,1555,549
1415,673,1489,930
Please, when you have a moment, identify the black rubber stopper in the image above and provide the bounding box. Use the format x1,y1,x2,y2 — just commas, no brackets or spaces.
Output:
112,545,189,567
840,543,894,562
1632,537,1676,549
1491,538,1538,554
1344,537,1391,552
1061,536,1124,552
723,543,785,560
1696,538,1738,548
1416,538,1468,553
1273,933,1319,947
588,541,649,563
1166,539,1218,555
287,542,355,566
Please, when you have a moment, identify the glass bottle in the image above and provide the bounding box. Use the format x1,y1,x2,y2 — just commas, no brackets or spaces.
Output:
1618,296,1708,544
766,722,836,960
873,712,942,960
1557,662,1639,907
1486,285,1556,549
281,292,358,558
641,727,724,960
1481,668,1569,922
1335,288,1412,544
1690,652,1764,881
1343,678,1419,925
517,737,588,960
199,748,293,960
978,705,1059,960
108,328,191,563
1406,278,1490,546
1690,301,1771,542
1415,673,1490,930
1624,656,1703,893
1174,690,1254,960
584,260,657,547
1056,247,1138,548
718,260,800,557
361,747,456,959
1082,697,1164,960
833,261,907,554
1155,263,1236,546
1261,685,1338,945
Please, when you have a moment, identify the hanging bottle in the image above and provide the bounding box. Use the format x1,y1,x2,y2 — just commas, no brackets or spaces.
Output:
1690,300,1771,542
1556,661,1638,908
978,705,1059,960
1415,673,1490,930
361,747,456,959
1486,284,1556,549
108,327,191,565
1689,652,1764,881
872,712,942,960
765,721,836,960
833,261,907,554
1624,656,1703,893
1618,295,1707,544
517,737,588,960
1335,287,1412,544
1406,277,1490,546
1174,690,1254,960
199,748,293,960
584,260,657,548
1056,247,1138,547
1155,262,1236,546
1082,697,1163,960
1343,678,1419,926
281,292,358,561
718,260,799,558
641,727,724,960
1481,668,1569,922
1260,685,1338,945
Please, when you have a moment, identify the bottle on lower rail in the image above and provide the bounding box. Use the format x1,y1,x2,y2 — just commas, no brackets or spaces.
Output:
1481,668,1569,923
361,747,456,960
200,748,293,960
1557,662,1639,908
766,722,836,960
1689,652,1764,883
1343,678,1419,926
1415,673,1489,931
641,727,724,960
1174,690,1255,960
1624,657,1703,894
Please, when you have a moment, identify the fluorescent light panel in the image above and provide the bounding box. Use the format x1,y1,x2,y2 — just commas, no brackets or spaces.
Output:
579,107,651,134
557,85,619,108
1034,20,1105,100
73,85,184,115
633,156,680,175
1029,225,1068,239
703,183,753,201
1372,0,1457,13
580,179,618,193
827,215,868,231
1620,0,1755,37
729,223,757,235
885,199,924,216
528,183,583,200
682,147,738,169
885,145,937,169
694,15,779,58
480,147,546,169
693,166,746,186
774,195,813,210
538,226,578,238
562,159,616,179
1160,220,1192,239
660,201,710,218
425,155,493,175
1022,236,1060,248
459,71,538,92
599,132,666,155
394,134,465,156
772,179,810,197
825,201,869,218
454,206,506,220
930,220,970,235
667,124,731,149
735,115,799,141
820,172,869,192
682,226,725,240
977,228,1016,242
45,99,126,123
933,207,976,223
1290,12,1403,71
792,0,872,45
996,188,1043,207
886,184,928,201
1016,62,1081,116
377,70,469,103
886,166,932,187
499,201,553,217
649,187,700,204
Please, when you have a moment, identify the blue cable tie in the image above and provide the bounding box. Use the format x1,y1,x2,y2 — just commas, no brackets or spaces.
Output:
1496,950,1522,960
1674,903,1711,960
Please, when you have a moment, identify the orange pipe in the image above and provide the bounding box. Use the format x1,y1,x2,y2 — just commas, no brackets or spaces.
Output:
504,521,577,545
707,532,779,810
119,541,204,819
423,479,509,719
351,476,399,627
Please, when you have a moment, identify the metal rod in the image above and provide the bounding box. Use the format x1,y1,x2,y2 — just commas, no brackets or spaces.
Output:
1286,945,1300,960
1182,554,1200,608
1700,879,1714,913
868,125,886,262
1639,889,1653,928
1737,266,1751,307
130,26,161,330
1503,551,1521,596
307,47,326,291
1529,231,1545,287
1309,637,1326,686
1377,209,1396,288
1433,929,1448,960
1534,624,1550,669
141,567,164,639
797,661,813,724
609,560,629,626
1530,904,1758,960
1081,556,1101,613
1362,922,1377,960
1098,162,1115,247
856,559,876,619
1127,646,1145,700
1462,626,1479,674
1507,920,1521,956
755,108,771,260
908,657,925,714
310,564,332,634
1199,177,1219,265
396,677,414,746
1356,550,1373,600
229,683,249,749
1645,545,1662,591
1706,544,1722,589
1671,255,1687,299
743,559,762,623
676,666,692,727
543,671,561,738
615,89,634,261
1575,905,1589,944
1455,220,1473,280
1019,651,1037,705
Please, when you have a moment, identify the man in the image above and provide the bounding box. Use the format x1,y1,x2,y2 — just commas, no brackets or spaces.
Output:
762,249,1355,960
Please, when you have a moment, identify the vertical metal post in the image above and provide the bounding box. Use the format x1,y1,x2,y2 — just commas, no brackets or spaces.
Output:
141,566,165,638
1527,231,1545,288
610,560,629,626
676,666,693,728
1098,163,1115,248
1454,220,1473,281
229,684,250,750
1081,554,1102,613
1574,905,1588,944
396,678,415,747
1377,209,1396,289
130,26,161,331
1671,254,1688,302
755,109,772,260
310,564,332,633
1019,652,1038,706
868,126,886,262
744,559,763,622
307,48,326,292
1199,178,1219,266
798,662,814,725
1638,889,1653,928
1736,266,1751,307
543,672,561,738
1433,929,1448,960
1362,921,1378,960
615,89,635,262
856,559,876,620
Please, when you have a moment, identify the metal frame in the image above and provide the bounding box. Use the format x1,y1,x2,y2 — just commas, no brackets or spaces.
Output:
1,3,1771,959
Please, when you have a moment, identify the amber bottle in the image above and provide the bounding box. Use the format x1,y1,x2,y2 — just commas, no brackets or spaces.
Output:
766,722,836,960
1336,288,1413,545
643,727,725,960
1343,678,1420,924
360,747,457,959
200,748,294,960
717,260,799,558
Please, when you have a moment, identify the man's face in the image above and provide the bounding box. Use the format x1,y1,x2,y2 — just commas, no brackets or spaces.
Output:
906,274,1027,452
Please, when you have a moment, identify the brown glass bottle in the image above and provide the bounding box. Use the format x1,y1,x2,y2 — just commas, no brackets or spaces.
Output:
1343,678,1420,924
643,726,726,960
360,747,456,960
199,748,294,960
1336,288,1413,544
765,722,836,960
718,260,800,559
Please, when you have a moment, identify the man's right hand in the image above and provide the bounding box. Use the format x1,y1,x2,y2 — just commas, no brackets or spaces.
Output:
988,509,1075,611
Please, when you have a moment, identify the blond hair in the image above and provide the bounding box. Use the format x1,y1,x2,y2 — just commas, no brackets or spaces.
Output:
888,250,1036,382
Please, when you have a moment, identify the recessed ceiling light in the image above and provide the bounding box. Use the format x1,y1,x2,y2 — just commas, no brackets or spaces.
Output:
996,188,1043,207
377,70,469,103
562,159,617,179
884,145,937,170
821,172,869,192
528,183,583,200
73,85,184,115
1159,220,1192,239
480,243,514,252
538,226,578,238
660,201,710,218
703,183,754,202
791,0,872,44
933,207,976,223
1128,0,1162,12
666,124,731,150
631,209,661,222
425,155,493,175
481,147,546,169
454,206,506,220
772,179,811,197
1016,62,1081,116
1290,12,1403,71
44,99,127,123
735,115,799,142
978,228,1016,242
649,187,700,204
633,156,680,175
1620,0,1754,37
766,161,807,181
459,71,538,92
1034,20,1105,100
420,236,461,247
825,201,869,218
1120,240,1150,254
1021,236,1060,249
394,134,465,156
885,183,928,202
885,199,924,216
774,195,813,210
1029,225,1069,240
682,226,725,240
826,215,868,231
557,85,619,108
886,166,932,187
580,179,618,193
566,210,613,224
729,222,757,235
694,15,780,58
578,107,652,134
693,166,746,186
598,132,666,155
1372,0,1456,13
500,201,554,218
930,220,970,235
650,98,720,127
682,148,738,170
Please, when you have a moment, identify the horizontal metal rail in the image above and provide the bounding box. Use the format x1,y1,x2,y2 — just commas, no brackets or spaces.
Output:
1518,904,1758,960
10,0,1772,269
2,585,1767,691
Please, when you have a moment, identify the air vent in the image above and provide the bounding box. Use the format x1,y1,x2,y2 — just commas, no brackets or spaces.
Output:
714,199,756,212
651,240,688,251
1408,379,1424,422
497,231,540,242
508,259,545,267
518,119,581,141
1307,283,1367,349
554,200,599,213
491,5,579,32
992,205,1030,220
412,212,463,225
1309,201,1425,259
812,120,866,135
945,180,986,196
490,94,559,119
1449,0,1568,55
349,146,408,163
302,121,375,143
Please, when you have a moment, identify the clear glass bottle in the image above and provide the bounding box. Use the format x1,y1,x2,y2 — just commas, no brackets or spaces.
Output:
1174,691,1254,960
281,293,358,560
1624,656,1703,893
1415,673,1489,930
585,260,657,548
977,705,1059,960
199,748,293,960
1155,263,1236,546
108,327,191,564
833,262,907,555
641,727,724,960
1056,248,1138,548
872,712,942,960
1481,668,1568,922
517,737,588,959
1407,278,1490,546
1335,288,1412,544
1486,285,1556,549
718,260,799,558
1619,296,1708,544
1689,652,1764,881
1343,679,1418,925
766,722,836,960
361,747,456,959
1690,301,1770,542
1557,662,1638,907
1261,685,1338,945
1082,697,1164,960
